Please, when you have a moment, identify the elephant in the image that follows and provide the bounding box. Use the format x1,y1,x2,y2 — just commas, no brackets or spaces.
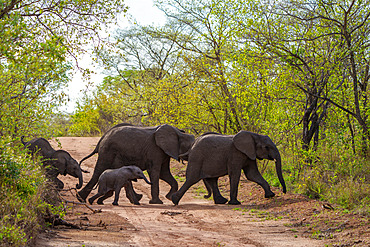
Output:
171,131,287,205
88,165,152,206
21,136,83,190
77,124,195,204
78,123,133,170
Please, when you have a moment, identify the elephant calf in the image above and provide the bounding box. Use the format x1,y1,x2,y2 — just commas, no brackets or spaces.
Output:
88,166,152,206
21,136,83,190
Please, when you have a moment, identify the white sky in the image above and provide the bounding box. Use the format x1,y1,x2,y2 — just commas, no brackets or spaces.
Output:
61,0,166,113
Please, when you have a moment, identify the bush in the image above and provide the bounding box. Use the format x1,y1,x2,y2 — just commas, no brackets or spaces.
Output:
0,137,62,246
262,143,370,216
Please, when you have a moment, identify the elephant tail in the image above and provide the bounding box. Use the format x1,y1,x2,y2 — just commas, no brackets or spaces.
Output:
79,134,106,166
21,136,27,146
79,123,133,166
179,151,190,161
92,181,99,191
79,150,97,166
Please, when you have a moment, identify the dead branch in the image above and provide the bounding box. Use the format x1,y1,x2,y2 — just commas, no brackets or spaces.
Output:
62,199,102,214
57,187,102,214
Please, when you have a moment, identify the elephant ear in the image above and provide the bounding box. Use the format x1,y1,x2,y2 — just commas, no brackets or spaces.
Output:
53,150,67,175
233,131,256,160
154,124,179,160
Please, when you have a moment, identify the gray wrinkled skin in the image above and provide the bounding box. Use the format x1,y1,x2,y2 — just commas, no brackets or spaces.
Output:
172,131,286,205
22,136,83,189
88,166,151,206
78,124,195,204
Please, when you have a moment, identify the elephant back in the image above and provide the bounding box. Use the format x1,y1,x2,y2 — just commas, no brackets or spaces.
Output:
24,137,55,158
190,134,232,160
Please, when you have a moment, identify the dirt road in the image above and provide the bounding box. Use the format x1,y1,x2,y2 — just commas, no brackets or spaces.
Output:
35,137,369,247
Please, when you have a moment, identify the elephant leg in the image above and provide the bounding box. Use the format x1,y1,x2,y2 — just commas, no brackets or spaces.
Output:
126,180,142,202
125,183,140,205
77,159,108,202
123,181,141,204
88,191,105,205
171,177,201,205
204,178,228,204
132,189,143,202
54,177,64,190
243,160,275,198
228,168,242,205
148,167,163,204
47,173,64,190
160,163,178,200
112,187,122,206
97,190,114,205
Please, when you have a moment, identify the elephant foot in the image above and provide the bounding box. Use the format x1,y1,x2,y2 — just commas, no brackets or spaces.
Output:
76,192,86,203
112,202,119,206
149,198,163,204
228,199,241,205
265,191,275,198
135,193,143,201
204,193,212,199
133,201,140,205
127,197,135,204
88,198,94,205
214,196,228,204
97,199,105,205
171,193,180,205
165,191,176,201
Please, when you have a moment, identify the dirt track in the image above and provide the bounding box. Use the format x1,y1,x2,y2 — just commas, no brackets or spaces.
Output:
34,137,369,247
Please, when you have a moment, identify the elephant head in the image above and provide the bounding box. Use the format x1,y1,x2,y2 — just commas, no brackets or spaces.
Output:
154,124,195,161
233,131,286,193
52,150,83,189
126,166,152,185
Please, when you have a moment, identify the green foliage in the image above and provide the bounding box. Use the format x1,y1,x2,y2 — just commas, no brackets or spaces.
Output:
0,137,61,247
69,0,370,214
261,140,370,214
69,100,102,136
0,0,127,138
1,1,128,245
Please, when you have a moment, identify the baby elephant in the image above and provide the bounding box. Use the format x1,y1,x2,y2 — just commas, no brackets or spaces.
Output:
88,166,151,206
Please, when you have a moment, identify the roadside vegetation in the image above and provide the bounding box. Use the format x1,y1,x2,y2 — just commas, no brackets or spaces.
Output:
70,0,370,216
1,0,369,246
0,138,60,246
0,0,126,246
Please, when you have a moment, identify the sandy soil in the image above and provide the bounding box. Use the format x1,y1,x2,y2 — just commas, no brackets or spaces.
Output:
34,137,369,247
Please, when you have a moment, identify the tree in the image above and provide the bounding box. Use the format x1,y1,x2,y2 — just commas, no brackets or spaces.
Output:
238,0,370,154
75,0,291,136
0,0,127,137
156,0,246,133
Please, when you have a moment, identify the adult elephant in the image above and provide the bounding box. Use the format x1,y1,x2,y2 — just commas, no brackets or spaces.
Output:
21,137,83,189
77,124,195,204
171,131,286,205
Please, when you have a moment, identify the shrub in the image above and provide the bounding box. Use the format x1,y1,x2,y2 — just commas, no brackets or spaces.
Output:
262,143,370,216
0,137,62,246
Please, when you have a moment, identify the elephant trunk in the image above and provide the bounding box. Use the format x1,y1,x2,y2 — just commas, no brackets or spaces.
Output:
141,175,152,185
275,151,287,193
76,170,83,189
